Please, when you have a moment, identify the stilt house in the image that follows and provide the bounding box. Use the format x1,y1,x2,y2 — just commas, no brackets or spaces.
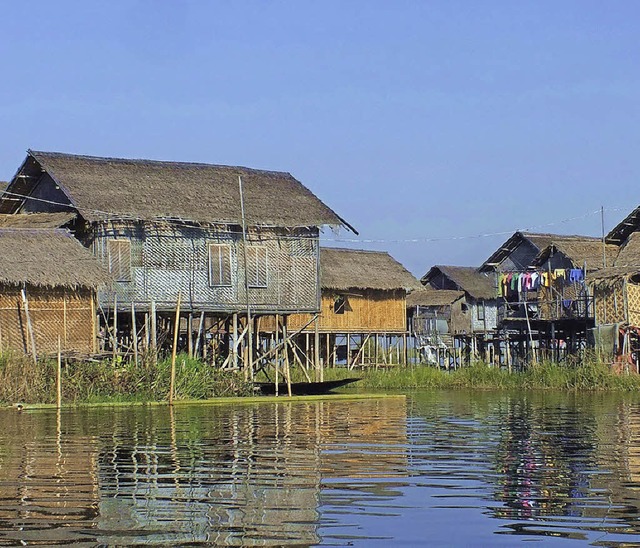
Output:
0,223,111,355
0,150,353,362
264,248,421,367
406,288,466,365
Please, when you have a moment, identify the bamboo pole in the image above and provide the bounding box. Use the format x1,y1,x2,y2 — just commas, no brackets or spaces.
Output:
283,317,292,397
169,291,182,406
188,313,194,358
232,313,238,370
21,288,37,366
57,335,62,409
91,296,97,353
112,295,118,364
194,311,205,358
63,294,68,348
0,321,3,354
150,300,157,354
275,314,280,396
131,302,138,366
314,316,321,382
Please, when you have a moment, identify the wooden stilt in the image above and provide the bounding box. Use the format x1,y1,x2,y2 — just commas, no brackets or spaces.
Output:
0,321,3,354
275,314,280,397
150,300,157,355
112,295,118,363
21,288,37,366
188,313,194,358
57,335,62,409
194,311,205,358
283,316,292,397
131,302,138,366
63,294,68,348
90,296,97,353
232,313,238,370
314,316,321,382
169,291,182,405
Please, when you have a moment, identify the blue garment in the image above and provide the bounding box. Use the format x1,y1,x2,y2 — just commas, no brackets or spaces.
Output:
569,268,584,283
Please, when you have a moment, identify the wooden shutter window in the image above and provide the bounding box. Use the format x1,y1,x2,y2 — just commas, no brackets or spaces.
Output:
209,244,232,287
247,246,268,288
107,239,132,282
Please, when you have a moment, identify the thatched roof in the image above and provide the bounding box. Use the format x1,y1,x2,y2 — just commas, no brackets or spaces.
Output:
606,207,640,245
4,150,355,231
532,239,619,271
480,231,603,272
0,182,7,193
588,266,640,283
0,229,111,288
320,248,421,291
421,265,496,300
0,212,75,229
407,288,465,308
613,231,640,268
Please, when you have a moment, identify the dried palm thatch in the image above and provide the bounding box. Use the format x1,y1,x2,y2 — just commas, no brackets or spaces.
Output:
0,212,75,229
613,231,640,268
6,151,355,231
320,248,421,291
607,206,640,245
0,229,111,288
480,231,603,271
407,288,465,308
533,239,619,271
421,266,495,301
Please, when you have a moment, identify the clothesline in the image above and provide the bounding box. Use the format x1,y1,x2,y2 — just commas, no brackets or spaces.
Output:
498,268,585,298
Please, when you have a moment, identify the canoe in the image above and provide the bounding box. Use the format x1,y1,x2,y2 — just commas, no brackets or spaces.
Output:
254,377,360,396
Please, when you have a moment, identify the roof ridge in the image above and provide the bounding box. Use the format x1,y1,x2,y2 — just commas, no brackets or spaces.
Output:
29,150,292,178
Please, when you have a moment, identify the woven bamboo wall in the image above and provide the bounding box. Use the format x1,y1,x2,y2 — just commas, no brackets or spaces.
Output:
260,290,407,333
0,285,95,354
592,279,626,325
627,283,640,326
90,222,320,314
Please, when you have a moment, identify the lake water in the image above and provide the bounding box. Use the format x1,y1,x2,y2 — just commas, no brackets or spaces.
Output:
1,391,640,546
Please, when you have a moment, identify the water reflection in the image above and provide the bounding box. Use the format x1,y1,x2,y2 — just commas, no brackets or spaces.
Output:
0,398,407,546
4,393,640,545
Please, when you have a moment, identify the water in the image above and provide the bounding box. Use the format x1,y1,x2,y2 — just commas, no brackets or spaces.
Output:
1,392,640,546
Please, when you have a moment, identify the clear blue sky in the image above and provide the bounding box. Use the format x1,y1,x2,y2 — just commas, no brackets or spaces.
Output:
1,1,638,276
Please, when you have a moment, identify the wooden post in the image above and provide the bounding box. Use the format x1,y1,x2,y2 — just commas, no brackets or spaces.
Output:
131,302,138,366
188,313,194,358
21,288,37,366
375,333,379,368
0,321,3,354
325,333,330,369
232,313,238,370
169,291,182,405
57,336,62,409
194,311,205,359
283,316,292,397
314,316,321,382
275,314,280,396
90,296,97,353
150,300,157,355
112,295,118,363
345,334,350,368
403,333,408,366
62,294,68,348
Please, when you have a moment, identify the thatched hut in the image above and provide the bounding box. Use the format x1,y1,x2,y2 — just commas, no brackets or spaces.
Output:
420,265,497,334
0,150,354,364
0,227,111,355
262,248,421,368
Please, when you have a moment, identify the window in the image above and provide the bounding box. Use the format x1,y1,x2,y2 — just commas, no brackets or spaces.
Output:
247,246,268,288
477,301,485,321
461,303,468,313
208,244,232,287
334,295,347,314
107,239,131,282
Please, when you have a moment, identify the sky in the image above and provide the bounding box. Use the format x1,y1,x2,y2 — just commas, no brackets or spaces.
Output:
0,1,638,276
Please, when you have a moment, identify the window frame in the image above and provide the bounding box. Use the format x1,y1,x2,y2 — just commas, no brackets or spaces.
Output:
107,239,132,282
208,243,232,287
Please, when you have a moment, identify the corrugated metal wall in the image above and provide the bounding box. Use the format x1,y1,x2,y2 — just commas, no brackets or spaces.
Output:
91,222,320,313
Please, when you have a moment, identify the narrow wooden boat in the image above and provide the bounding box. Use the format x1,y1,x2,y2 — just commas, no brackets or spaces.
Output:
254,377,360,396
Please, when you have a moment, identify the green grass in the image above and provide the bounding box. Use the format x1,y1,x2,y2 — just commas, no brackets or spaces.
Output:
2,351,640,405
